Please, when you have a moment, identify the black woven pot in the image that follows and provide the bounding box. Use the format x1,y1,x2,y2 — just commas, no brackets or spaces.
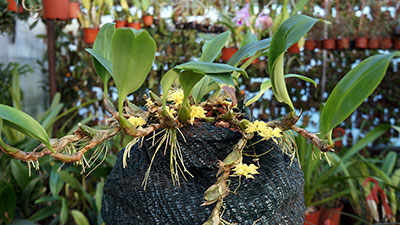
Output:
102,123,305,224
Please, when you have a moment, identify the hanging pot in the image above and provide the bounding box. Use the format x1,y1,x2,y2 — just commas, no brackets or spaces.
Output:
394,38,400,50
305,40,316,51
323,39,336,50
380,37,392,49
221,47,238,61
115,20,127,28
7,0,23,13
102,123,305,224
83,28,99,44
68,2,80,19
127,22,141,30
368,38,380,49
143,15,154,27
319,202,344,225
355,37,368,49
42,0,69,20
337,38,350,50
304,206,322,225
287,42,300,53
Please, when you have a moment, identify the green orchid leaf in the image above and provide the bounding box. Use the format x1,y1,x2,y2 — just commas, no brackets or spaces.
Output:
245,74,316,106
320,52,400,136
200,31,231,63
111,28,156,113
228,38,271,66
71,210,90,225
206,73,235,87
0,104,53,152
269,15,324,112
160,69,180,114
176,62,247,78
192,76,211,105
85,23,115,89
239,31,257,49
177,71,205,123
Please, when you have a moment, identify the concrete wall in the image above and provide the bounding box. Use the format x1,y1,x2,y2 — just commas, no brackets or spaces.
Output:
0,17,48,116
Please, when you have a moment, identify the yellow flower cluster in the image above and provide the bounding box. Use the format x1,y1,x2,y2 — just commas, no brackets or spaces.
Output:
232,163,259,179
165,106,176,118
128,116,146,128
245,120,282,143
190,105,206,124
168,89,184,107
145,98,154,108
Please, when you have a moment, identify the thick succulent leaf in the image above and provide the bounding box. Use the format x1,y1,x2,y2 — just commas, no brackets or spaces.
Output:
160,69,180,113
111,28,156,111
269,15,324,112
199,31,231,62
206,73,235,87
176,62,247,78
245,74,316,106
86,23,115,84
0,104,52,151
320,52,400,136
228,38,271,66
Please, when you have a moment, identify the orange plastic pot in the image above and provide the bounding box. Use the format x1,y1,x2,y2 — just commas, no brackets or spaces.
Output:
287,42,300,53
381,38,392,49
337,38,350,50
355,37,368,49
68,2,80,19
323,39,336,50
394,38,400,50
319,203,344,225
368,38,380,49
43,0,69,20
305,40,316,51
127,22,141,30
304,208,322,225
84,28,99,44
221,47,238,61
143,15,154,27
115,20,127,28
7,0,23,13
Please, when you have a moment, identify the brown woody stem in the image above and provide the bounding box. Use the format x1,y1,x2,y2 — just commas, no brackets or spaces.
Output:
291,125,334,152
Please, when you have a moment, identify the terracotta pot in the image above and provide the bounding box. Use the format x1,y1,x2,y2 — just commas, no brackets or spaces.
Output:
68,2,80,19
319,203,344,225
127,22,141,30
368,38,380,49
305,40,316,51
115,20,127,28
337,38,350,50
7,0,23,13
315,40,323,49
394,38,400,49
287,42,300,53
323,39,336,50
355,37,368,49
244,57,259,64
381,37,392,49
42,0,69,20
221,47,238,61
143,15,154,27
304,207,322,225
84,28,99,44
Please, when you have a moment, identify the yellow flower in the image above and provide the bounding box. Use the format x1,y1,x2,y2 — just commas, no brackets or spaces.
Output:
244,121,282,143
168,89,184,107
232,163,259,179
271,127,283,138
190,105,206,124
145,98,154,108
128,116,146,128
165,106,176,118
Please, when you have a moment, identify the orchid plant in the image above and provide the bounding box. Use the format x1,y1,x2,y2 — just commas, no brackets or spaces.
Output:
1,14,399,224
